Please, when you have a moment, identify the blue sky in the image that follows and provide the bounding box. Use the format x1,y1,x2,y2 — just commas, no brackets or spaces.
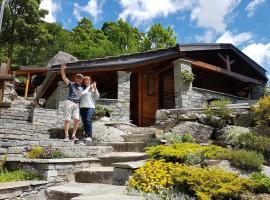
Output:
40,0,270,74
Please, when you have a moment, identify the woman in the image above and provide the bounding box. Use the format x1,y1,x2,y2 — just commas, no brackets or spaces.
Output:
80,76,99,141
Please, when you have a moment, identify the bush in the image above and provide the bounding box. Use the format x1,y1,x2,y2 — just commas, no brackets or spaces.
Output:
237,133,270,153
250,172,270,193
94,105,111,120
162,133,195,144
129,160,259,200
0,169,41,182
224,126,250,146
223,149,264,172
251,96,270,126
180,70,195,84
203,98,233,127
25,146,64,159
146,143,228,163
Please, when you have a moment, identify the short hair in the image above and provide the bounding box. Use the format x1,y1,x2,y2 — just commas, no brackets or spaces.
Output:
75,74,83,79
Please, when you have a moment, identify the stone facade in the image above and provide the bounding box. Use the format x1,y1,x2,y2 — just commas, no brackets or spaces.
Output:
173,59,248,109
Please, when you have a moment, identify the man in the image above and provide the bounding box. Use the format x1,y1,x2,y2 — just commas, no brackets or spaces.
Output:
61,63,84,140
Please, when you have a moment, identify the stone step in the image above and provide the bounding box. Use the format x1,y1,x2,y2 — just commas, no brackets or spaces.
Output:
75,166,114,184
72,194,145,200
98,152,147,166
93,142,147,152
46,183,126,200
122,133,156,142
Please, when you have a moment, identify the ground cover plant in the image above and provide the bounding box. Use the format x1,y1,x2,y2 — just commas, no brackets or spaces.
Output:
26,146,64,159
129,160,260,200
161,133,195,144
251,95,270,126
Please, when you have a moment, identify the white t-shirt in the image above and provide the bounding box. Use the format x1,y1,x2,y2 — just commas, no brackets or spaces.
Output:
79,86,100,108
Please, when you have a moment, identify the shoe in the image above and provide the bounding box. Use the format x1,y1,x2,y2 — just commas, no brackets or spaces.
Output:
72,136,79,141
85,137,92,142
63,137,69,141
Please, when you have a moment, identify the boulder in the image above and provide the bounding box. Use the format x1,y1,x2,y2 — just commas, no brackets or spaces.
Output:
235,111,254,127
92,122,125,142
171,121,214,143
252,125,270,137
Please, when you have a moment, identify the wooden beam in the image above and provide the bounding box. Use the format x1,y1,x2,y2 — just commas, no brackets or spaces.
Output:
218,53,235,71
192,60,264,85
153,64,173,76
24,73,31,97
0,75,14,81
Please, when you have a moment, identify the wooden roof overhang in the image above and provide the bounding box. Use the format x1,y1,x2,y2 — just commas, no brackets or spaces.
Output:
34,44,268,102
15,66,48,76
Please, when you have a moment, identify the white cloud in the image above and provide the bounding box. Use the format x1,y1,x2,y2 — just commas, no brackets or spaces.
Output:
195,30,216,43
40,0,61,23
242,43,270,70
191,0,241,32
245,0,266,17
73,0,105,22
118,0,195,26
216,31,253,46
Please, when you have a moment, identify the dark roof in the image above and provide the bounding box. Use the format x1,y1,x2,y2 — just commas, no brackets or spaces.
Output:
35,43,268,100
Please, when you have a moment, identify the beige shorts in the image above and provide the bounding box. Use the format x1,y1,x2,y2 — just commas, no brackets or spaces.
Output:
64,100,80,121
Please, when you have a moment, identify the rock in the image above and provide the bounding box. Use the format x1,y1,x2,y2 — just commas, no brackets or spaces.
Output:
235,111,254,127
171,121,214,143
0,148,7,155
155,109,169,121
252,125,270,137
93,122,125,142
197,114,208,124
197,114,225,128
177,113,198,121
216,160,249,177
215,126,251,142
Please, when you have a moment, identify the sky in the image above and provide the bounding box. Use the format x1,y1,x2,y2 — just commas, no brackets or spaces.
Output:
40,0,270,75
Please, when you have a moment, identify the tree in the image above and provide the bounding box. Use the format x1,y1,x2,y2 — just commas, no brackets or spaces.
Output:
0,0,47,62
102,19,144,54
144,24,176,50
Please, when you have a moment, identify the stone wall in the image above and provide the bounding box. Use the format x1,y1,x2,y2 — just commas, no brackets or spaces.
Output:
173,59,248,109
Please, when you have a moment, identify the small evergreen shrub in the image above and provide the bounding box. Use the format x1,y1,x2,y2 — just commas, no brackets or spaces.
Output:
223,149,264,172
181,133,195,143
251,96,270,126
94,105,111,120
237,133,270,153
25,146,44,159
225,126,250,146
129,160,259,200
203,98,233,127
250,172,270,193
184,153,203,165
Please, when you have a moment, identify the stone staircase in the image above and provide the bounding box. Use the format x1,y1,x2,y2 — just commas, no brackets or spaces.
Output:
45,133,156,200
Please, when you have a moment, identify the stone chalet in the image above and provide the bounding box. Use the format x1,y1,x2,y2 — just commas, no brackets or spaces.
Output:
34,43,268,127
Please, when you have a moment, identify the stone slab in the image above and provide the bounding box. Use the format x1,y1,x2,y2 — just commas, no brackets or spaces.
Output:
72,194,145,200
10,157,99,164
111,160,146,169
75,167,114,184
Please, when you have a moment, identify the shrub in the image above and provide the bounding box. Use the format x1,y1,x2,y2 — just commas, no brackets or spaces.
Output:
129,160,259,200
224,126,250,146
146,143,228,163
223,149,264,172
162,133,195,144
180,70,195,84
0,169,41,182
251,96,270,126
94,105,110,120
184,153,203,165
25,146,44,159
250,172,270,193
203,98,233,127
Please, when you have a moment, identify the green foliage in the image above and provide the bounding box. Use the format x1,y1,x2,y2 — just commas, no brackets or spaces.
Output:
184,153,203,165
146,143,227,163
162,133,195,144
94,105,111,120
180,70,195,84
224,126,250,146
25,146,64,159
0,169,41,183
250,172,270,193
25,146,44,159
223,149,264,172
203,98,233,128
129,160,259,200
251,96,270,126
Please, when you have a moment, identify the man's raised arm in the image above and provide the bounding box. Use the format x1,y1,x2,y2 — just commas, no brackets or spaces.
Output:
61,64,70,85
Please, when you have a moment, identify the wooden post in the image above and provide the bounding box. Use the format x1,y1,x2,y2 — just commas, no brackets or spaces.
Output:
24,72,30,97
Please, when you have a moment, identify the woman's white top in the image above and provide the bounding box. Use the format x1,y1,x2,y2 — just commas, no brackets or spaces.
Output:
80,86,100,108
